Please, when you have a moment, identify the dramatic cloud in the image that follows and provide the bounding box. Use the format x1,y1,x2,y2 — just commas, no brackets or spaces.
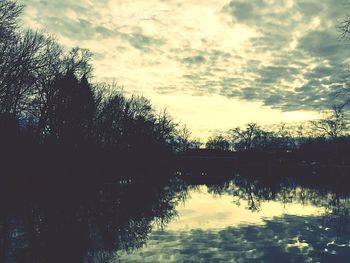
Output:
220,0,350,111
20,0,350,136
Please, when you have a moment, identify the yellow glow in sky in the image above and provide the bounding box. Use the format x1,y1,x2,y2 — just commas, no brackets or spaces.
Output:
149,93,319,139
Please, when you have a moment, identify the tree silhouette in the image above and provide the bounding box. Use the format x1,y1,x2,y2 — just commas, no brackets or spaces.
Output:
311,104,348,139
0,0,22,41
206,134,230,151
46,71,96,146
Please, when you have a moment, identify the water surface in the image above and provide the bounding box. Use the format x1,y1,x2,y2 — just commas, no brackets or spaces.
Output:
1,174,350,262
117,180,350,262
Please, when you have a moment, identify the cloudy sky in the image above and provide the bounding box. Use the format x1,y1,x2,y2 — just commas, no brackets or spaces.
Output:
21,0,350,138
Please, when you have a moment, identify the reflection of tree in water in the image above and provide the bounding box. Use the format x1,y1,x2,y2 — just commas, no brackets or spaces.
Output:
1,174,349,262
117,176,350,262
204,174,350,233
205,176,278,211
0,177,189,263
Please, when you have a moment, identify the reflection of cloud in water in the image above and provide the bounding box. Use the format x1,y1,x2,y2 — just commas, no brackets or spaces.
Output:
117,215,350,262
166,186,323,231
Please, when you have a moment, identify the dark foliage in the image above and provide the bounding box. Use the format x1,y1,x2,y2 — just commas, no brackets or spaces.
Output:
0,0,193,181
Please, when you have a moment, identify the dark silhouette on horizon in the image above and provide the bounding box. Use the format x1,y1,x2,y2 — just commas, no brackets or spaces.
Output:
0,0,201,186
2,0,350,183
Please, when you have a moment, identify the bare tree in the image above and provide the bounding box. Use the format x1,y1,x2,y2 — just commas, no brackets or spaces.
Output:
176,125,192,152
0,0,23,41
206,134,230,151
0,0,68,120
63,48,93,78
230,123,268,151
154,109,177,146
311,104,349,139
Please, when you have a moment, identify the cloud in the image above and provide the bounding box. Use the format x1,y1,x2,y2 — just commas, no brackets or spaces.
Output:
214,0,350,111
21,0,350,113
299,30,344,59
113,31,166,52
182,54,206,65
23,0,165,50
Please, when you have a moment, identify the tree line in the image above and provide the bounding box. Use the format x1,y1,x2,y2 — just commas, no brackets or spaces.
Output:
3,0,350,174
204,104,350,164
0,0,199,168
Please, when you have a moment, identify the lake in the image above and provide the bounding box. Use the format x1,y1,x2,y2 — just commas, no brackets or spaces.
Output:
1,173,350,262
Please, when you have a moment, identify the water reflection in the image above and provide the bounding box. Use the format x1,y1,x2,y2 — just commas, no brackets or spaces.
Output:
118,174,350,262
0,177,188,263
1,173,350,262
166,185,323,230
119,215,349,262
